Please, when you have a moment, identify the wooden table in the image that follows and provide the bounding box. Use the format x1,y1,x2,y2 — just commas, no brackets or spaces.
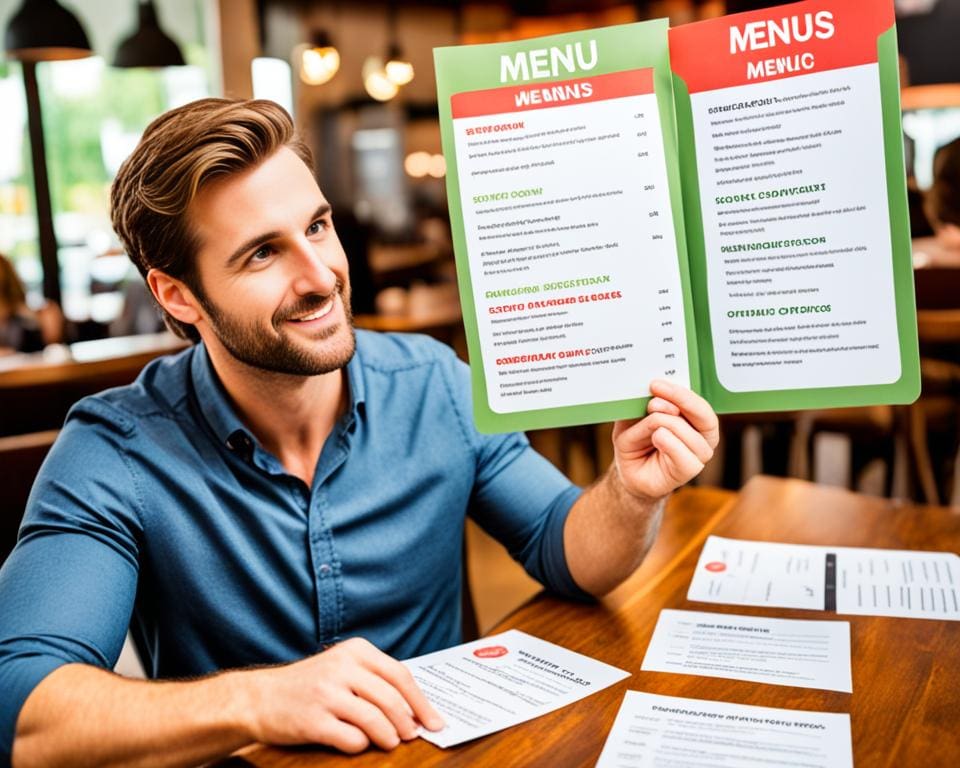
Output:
229,477,960,767
0,332,187,388
0,332,188,436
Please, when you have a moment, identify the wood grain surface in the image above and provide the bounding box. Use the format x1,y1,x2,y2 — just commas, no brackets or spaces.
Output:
225,477,960,767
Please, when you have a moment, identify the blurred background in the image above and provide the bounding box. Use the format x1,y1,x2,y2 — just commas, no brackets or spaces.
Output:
2,2,960,620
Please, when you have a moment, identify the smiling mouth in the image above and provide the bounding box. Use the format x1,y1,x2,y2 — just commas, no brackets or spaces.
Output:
287,298,336,323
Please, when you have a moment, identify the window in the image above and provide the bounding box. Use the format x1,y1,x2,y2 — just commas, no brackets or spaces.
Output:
0,0,213,331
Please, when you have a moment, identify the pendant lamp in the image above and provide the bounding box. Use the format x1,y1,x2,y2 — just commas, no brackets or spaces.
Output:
4,0,92,62
114,0,185,68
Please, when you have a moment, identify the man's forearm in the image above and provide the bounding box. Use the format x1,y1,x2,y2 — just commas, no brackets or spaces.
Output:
12,638,445,767
563,467,666,597
13,663,254,768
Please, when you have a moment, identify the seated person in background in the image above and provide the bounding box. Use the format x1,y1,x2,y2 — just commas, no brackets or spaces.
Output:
0,99,719,768
0,254,63,356
914,136,960,267
109,275,166,337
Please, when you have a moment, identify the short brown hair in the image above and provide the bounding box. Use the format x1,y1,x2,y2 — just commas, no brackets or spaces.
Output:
110,98,313,341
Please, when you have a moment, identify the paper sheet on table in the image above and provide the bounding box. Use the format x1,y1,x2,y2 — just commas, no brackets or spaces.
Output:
641,609,851,692
403,629,629,748
687,535,960,620
595,691,852,768
834,546,960,618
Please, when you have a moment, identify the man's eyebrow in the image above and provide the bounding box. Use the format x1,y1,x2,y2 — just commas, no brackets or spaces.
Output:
312,202,333,222
224,203,333,268
225,230,281,268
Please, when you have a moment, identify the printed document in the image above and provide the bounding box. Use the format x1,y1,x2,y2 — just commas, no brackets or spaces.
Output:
596,691,852,768
688,535,960,620
403,629,629,748
641,609,852,692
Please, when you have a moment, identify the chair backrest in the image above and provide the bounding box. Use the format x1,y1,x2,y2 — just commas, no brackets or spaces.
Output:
0,430,58,564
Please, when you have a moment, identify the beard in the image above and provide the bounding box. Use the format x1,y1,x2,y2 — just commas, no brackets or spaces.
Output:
200,280,356,376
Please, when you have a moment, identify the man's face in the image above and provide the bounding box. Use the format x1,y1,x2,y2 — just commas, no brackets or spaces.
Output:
187,147,355,376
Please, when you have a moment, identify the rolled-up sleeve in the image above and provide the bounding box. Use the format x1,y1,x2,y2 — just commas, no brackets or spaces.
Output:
441,353,592,602
0,404,142,762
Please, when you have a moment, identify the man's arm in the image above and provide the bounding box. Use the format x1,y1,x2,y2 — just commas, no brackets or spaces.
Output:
2,407,442,768
14,639,443,768
563,379,719,596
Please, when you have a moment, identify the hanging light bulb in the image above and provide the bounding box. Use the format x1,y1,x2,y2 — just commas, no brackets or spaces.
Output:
298,29,339,86
384,42,414,86
404,151,430,178
362,56,398,102
427,154,446,179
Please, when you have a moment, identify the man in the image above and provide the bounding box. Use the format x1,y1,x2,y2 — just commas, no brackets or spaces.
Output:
0,99,718,767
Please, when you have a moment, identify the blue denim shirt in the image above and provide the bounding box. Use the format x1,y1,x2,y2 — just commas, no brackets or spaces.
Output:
0,331,585,760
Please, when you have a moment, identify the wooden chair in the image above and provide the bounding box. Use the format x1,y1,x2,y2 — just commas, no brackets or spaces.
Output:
0,430,58,564
791,405,903,496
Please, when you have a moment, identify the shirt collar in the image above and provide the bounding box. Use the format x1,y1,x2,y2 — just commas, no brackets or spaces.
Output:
189,340,367,454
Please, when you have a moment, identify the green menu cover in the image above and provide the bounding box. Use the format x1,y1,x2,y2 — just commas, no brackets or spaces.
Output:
434,0,919,433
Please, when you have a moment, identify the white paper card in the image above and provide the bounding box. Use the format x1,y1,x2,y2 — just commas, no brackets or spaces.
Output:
835,547,960,620
404,629,629,748
595,691,853,768
641,609,852,692
687,535,960,621
687,536,826,610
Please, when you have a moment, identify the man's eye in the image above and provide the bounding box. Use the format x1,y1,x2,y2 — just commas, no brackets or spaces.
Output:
307,219,328,236
249,245,273,263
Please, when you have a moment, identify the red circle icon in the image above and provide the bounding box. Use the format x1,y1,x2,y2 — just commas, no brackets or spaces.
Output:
474,645,509,659
705,561,727,572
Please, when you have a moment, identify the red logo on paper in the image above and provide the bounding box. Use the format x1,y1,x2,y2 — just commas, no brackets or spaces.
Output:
705,561,727,573
473,645,509,659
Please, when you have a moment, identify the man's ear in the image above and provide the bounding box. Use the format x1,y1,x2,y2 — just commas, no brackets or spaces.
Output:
147,268,203,328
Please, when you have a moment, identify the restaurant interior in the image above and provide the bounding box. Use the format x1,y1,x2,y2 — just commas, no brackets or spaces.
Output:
1,0,959,642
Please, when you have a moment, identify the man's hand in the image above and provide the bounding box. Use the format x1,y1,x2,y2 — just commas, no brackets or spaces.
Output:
244,638,445,753
14,640,444,768
611,379,720,501
562,380,719,596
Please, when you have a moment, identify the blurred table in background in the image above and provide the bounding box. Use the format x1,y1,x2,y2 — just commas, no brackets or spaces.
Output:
354,302,464,354
0,332,187,436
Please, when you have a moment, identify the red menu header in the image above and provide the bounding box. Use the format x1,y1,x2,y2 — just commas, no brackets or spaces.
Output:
451,68,654,120
669,0,894,94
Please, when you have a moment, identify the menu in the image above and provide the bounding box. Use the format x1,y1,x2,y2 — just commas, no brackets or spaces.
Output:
688,535,960,621
641,609,852,692
434,0,918,432
402,629,629,748
596,691,853,768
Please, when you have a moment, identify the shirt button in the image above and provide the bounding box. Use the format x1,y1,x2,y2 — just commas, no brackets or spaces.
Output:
319,563,331,577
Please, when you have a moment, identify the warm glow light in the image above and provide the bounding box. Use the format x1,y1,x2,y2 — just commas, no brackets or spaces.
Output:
298,43,340,85
365,71,398,101
385,58,414,86
404,151,431,178
362,57,398,101
427,154,446,178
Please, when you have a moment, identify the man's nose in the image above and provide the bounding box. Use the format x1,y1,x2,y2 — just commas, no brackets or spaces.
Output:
289,238,338,296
